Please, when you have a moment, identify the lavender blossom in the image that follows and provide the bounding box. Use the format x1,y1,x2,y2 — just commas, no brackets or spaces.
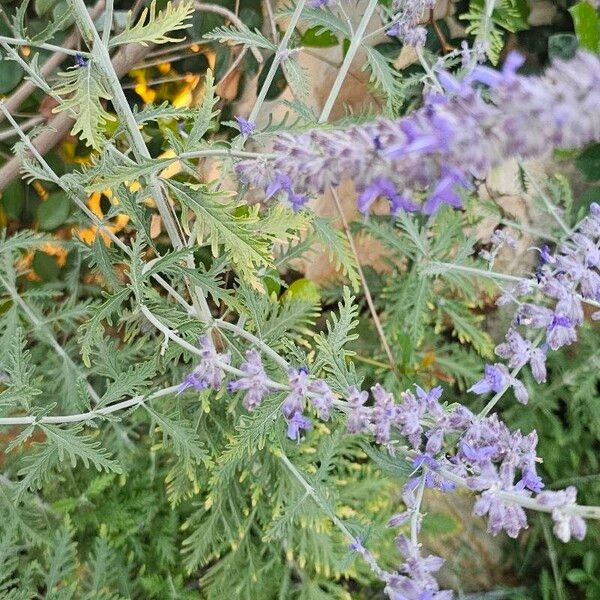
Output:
179,335,229,392
235,116,256,137
346,386,370,434
537,486,587,542
384,535,452,600
388,0,436,48
309,379,335,420
228,349,270,410
282,367,312,437
468,364,508,395
75,53,89,68
287,411,312,441
236,53,600,217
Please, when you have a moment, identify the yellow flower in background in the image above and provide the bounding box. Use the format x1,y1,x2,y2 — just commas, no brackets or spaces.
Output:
76,190,129,246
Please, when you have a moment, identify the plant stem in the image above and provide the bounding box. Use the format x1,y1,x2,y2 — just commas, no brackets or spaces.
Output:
430,261,600,309
0,102,192,314
246,0,307,125
279,451,390,582
0,270,101,406
0,35,88,57
330,187,399,378
318,0,379,124
0,385,181,426
69,0,213,324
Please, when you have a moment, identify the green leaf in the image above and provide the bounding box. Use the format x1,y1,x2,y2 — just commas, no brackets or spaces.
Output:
566,568,589,584
164,180,272,286
277,3,351,39
312,217,360,290
363,46,400,103
32,250,61,281
35,0,60,15
36,192,71,231
77,288,130,368
0,58,24,94
184,69,219,150
569,1,600,53
109,0,194,47
1,180,25,220
17,425,122,498
203,23,275,51
575,143,600,181
53,63,116,151
301,25,338,47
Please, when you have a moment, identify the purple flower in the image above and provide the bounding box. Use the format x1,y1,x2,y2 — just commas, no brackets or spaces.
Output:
469,51,525,88
546,314,577,350
346,386,370,434
396,390,426,449
178,373,208,393
282,367,311,418
265,173,308,211
461,442,497,465
384,535,452,600
518,470,544,493
371,383,397,443
286,411,312,441
237,53,600,219
495,328,531,369
357,178,418,215
309,379,335,420
537,486,587,542
228,349,270,411
235,116,256,136
468,364,508,395
180,335,229,392
75,53,89,68
422,171,465,215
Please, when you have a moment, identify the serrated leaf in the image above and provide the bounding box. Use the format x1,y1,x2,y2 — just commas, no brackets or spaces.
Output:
53,63,115,151
184,69,219,150
164,180,272,286
109,0,194,48
203,23,276,51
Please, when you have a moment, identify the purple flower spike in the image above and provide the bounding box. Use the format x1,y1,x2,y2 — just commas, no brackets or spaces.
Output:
235,116,256,136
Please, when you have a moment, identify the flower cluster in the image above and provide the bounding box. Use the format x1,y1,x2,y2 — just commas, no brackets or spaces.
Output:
178,335,229,393
472,203,600,405
537,486,587,543
479,228,517,263
387,0,436,47
236,52,600,215
384,535,452,600
189,341,335,440
180,336,593,596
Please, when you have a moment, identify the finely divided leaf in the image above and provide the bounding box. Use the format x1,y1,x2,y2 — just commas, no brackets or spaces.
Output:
109,0,194,48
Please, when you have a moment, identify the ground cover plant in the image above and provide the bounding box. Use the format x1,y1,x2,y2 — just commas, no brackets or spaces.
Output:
1,0,600,597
